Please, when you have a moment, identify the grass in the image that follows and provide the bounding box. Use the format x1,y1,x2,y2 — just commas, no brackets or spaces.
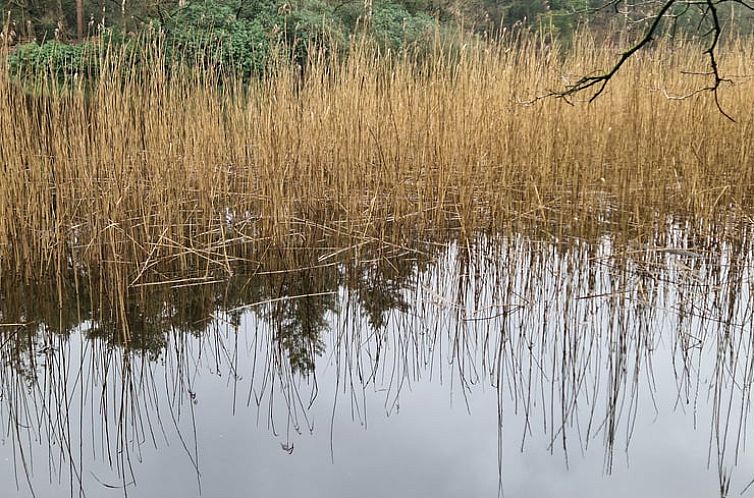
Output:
1,31,754,283
3,30,754,498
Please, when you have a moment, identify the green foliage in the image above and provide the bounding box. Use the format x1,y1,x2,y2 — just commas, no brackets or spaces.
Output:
280,1,347,66
156,0,439,76
370,1,435,52
6,0,754,81
8,40,100,77
161,1,273,77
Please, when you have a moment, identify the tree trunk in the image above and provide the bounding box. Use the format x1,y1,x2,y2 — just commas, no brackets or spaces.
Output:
76,0,84,40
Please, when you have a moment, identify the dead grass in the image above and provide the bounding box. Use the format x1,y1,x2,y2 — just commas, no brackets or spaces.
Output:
1,32,753,282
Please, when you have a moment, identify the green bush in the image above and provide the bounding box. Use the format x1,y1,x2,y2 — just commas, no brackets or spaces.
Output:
8,40,100,78
371,1,435,52
283,1,347,66
161,1,273,77
3,0,463,81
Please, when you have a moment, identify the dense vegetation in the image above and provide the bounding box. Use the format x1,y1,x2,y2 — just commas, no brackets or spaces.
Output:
2,1,754,283
3,0,754,77
2,31,754,284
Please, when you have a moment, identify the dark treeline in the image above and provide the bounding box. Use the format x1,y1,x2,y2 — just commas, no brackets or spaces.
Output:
3,1,754,78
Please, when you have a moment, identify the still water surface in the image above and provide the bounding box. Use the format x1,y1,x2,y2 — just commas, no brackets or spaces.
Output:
1,227,754,497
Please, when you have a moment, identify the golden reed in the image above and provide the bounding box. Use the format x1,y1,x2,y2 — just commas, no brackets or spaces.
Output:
1,32,753,282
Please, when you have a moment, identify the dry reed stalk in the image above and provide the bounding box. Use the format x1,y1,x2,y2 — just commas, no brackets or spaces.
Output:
0,33,753,282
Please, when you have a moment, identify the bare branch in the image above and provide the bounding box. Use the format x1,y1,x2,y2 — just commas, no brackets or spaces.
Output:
536,0,741,120
700,0,736,120
558,0,678,102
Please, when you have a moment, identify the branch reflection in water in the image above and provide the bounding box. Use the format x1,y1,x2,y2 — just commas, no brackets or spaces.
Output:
1,219,753,497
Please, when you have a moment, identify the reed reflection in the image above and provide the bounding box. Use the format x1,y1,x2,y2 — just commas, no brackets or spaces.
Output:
0,220,753,497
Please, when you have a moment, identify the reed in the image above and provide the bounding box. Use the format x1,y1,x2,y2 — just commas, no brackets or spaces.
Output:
1,31,753,282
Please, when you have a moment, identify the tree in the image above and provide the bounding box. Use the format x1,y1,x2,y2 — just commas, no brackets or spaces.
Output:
76,0,84,39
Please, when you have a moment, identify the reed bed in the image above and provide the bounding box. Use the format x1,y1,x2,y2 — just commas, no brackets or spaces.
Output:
1,33,754,282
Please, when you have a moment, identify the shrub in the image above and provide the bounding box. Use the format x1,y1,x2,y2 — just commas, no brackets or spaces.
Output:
161,1,273,77
8,40,99,78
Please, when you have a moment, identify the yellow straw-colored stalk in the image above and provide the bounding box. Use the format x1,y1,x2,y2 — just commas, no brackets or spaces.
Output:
1,32,753,282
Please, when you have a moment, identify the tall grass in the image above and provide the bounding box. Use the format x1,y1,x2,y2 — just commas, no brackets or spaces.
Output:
1,32,753,282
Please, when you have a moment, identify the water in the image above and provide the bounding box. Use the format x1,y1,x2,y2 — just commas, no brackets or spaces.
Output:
2,225,754,497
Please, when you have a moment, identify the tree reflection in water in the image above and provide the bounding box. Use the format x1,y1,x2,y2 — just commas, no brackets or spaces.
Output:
0,220,753,497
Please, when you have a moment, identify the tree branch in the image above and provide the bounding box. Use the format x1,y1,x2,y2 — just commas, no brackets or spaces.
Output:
536,0,740,120
560,0,678,102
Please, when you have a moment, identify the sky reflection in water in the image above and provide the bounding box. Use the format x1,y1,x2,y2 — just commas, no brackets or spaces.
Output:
1,227,754,498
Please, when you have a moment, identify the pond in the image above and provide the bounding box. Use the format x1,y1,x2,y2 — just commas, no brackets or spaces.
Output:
1,221,753,498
